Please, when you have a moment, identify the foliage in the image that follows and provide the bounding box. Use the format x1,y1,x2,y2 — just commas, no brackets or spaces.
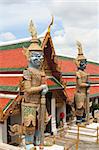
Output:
92,103,99,110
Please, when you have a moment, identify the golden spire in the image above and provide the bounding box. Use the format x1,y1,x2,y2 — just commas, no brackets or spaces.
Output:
48,15,54,33
29,20,37,39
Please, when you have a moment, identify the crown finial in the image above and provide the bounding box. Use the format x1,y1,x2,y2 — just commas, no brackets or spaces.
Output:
29,20,37,39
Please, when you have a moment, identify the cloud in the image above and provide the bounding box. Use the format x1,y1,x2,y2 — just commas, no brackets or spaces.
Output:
46,0,99,62
48,1,98,28
0,0,27,4
54,29,65,37
0,32,16,41
52,27,99,62
0,0,99,62
0,1,51,29
52,30,76,57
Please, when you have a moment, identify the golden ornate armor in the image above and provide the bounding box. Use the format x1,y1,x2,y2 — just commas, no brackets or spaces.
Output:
74,41,90,124
21,67,47,132
75,70,89,115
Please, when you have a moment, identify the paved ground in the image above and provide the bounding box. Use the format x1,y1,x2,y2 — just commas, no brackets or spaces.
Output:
66,122,99,149
71,141,99,150
25,142,99,150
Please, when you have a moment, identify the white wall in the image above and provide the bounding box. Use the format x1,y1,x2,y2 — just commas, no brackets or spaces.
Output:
0,123,3,142
2,120,7,143
51,96,57,134
0,120,7,143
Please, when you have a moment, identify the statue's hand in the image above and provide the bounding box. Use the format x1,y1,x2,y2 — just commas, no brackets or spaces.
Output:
41,84,48,95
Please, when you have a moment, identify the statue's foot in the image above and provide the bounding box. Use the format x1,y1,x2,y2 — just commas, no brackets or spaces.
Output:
76,121,86,127
76,121,81,125
79,122,86,127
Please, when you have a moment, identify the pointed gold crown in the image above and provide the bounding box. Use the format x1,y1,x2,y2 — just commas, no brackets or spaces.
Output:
75,41,86,67
28,20,37,40
23,20,42,59
28,20,42,51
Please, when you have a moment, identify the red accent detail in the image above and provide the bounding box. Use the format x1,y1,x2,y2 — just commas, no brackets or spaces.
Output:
60,112,65,119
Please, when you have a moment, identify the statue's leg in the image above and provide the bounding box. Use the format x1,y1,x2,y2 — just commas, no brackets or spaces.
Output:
76,107,84,124
22,102,37,145
82,110,86,122
76,115,82,124
75,93,85,125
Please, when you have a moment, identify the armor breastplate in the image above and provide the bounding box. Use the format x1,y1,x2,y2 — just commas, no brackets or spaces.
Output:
31,73,41,86
76,70,88,94
23,68,42,104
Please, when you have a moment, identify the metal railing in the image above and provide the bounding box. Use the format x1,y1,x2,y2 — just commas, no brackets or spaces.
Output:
76,125,99,145
44,126,79,150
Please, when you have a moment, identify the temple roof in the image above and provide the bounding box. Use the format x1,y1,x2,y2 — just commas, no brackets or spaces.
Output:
0,34,99,122
57,56,99,76
0,40,99,75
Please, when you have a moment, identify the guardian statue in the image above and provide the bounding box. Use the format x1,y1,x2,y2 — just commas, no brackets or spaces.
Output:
74,41,90,125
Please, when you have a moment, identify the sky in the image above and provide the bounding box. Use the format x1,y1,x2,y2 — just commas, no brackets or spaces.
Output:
0,0,99,62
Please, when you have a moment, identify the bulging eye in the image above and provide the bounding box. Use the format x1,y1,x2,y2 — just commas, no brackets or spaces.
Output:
38,55,41,57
